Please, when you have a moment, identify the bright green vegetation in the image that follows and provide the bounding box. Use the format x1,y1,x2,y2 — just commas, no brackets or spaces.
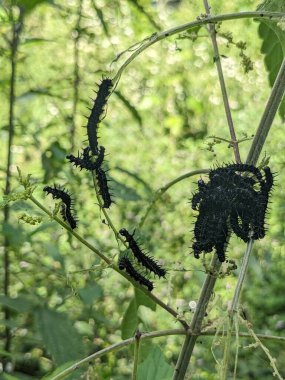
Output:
1,0,285,379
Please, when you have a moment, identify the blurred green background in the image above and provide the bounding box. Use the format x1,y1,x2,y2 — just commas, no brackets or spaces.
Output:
0,0,285,379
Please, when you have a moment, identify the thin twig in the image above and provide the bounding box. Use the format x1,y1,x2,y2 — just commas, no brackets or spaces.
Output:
132,331,141,380
139,169,209,228
112,12,285,86
29,195,189,328
50,328,285,380
203,0,241,163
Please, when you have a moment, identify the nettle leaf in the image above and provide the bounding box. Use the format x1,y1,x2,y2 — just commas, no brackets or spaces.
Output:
36,308,86,365
121,289,156,339
257,0,285,119
121,299,138,339
137,346,173,380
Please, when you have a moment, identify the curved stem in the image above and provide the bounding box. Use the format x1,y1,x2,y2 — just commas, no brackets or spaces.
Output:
112,12,285,86
50,328,285,380
139,169,209,228
203,0,241,163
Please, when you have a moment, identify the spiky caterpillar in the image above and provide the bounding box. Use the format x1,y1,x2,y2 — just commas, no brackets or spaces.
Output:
118,256,154,291
43,185,77,229
191,164,274,262
66,146,105,171
87,78,113,155
96,167,113,208
119,228,166,277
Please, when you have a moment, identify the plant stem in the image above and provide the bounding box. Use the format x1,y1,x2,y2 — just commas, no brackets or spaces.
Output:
203,0,241,163
247,58,285,166
173,255,222,380
139,169,209,228
229,239,254,316
3,6,23,356
132,331,141,380
70,0,83,151
113,12,285,86
50,327,285,380
29,195,189,328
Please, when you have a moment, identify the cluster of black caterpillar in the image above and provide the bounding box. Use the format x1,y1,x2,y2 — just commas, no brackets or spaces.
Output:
43,185,77,229
118,228,167,291
191,163,274,262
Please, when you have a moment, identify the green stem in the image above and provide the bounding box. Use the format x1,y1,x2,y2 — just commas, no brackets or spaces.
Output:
50,328,285,380
230,239,254,316
139,169,209,228
203,0,241,163
132,331,141,380
247,58,285,165
29,195,189,328
173,255,222,380
113,12,285,86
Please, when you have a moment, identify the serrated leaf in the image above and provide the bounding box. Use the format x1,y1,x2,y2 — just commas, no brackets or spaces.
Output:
137,346,173,380
121,299,139,339
36,308,86,365
257,0,285,119
0,294,36,312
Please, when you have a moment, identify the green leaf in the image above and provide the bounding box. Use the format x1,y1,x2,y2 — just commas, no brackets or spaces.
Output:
15,0,53,13
36,308,86,365
121,299,139,339
135,288,156,311
257,0,285,119
137,346,173,380
0,294,36,313
78,284,103,305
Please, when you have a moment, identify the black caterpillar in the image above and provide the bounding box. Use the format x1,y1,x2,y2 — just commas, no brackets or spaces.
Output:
191,164,274,262
66,146,105,172
96,167,113,208
118,256,154,291
43,185,77,229
87,78,113,155
119,228,166,278
66,144,113,209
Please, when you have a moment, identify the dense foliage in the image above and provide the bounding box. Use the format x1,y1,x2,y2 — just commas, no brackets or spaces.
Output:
1,0,285,379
